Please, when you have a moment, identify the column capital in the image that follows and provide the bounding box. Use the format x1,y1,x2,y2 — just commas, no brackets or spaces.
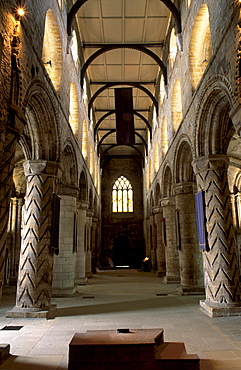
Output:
192,154,229,175
77,200,89,210
173,182,196,196
160,197,174,207
58,184,79,198
23,160,61,177
152,206,162,214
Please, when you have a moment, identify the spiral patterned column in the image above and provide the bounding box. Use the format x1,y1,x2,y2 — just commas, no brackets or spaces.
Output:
12,160,60,315
193,155,241,316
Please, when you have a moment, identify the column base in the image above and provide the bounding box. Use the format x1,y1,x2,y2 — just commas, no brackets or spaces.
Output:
177,285,205,295
75,277,88,286
5,304,57,319
164,276,180,284
52,286,77,297
156,271,166,278
0,344,10,365
200,300,241,317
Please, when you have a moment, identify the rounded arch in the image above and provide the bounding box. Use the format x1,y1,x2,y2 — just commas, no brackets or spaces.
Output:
23,80,60,161
67,0,181,36
169,28,177,71
61,143,78,187
89,143,94,178
172,79,183,132
159,75,166,106
79,168,88,201
81,45,167,88
71,30,79,64
189,4,212,91
42,8,62,91
174,137,195,184
195,76,236,157
154,182,161,206
161,117,168,156
69,82,79,136
88,82,158,118
162,165,173,197
154,142,159,174
149,158,153,186
82,119,88,161
89,187,93,209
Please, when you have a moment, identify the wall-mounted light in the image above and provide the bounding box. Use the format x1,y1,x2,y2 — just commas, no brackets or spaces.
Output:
15,6,26,20
42,60,52,67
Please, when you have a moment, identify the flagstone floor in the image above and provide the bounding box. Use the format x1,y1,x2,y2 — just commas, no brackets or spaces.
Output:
0,269,241,369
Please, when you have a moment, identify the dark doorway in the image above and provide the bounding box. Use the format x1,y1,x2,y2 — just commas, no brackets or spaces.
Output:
112,235,131,267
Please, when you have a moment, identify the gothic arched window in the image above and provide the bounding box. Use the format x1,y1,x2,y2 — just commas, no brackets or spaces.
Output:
112,176,133,213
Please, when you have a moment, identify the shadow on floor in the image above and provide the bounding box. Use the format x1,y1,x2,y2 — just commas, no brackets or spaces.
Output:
54,296,193,318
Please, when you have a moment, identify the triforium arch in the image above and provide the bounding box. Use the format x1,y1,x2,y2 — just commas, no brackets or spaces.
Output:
193,75,241,315
42,8,63,91
67,0,182,36
174,137,195,184
154,182,161,206
162,164,173,197
79,168,88,202
60,142,78,188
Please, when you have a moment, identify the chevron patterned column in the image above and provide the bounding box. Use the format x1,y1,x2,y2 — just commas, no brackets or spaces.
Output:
193,155,241,316
10,160,60,317
161,197,180,284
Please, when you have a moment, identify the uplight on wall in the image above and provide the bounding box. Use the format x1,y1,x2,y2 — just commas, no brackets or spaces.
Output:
15,6,26,20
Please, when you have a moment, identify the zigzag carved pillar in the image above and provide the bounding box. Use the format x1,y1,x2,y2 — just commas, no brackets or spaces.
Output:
193,155,241,317
7,160,60,318
153,206,166,277
173,182,204,294
161,197,180,284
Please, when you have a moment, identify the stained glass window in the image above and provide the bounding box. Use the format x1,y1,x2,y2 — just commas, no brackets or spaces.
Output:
112,176,133,213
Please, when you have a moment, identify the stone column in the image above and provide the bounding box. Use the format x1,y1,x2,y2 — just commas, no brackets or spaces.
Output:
161,197,180,284
7,160,60,318
86,209,94,278
91,217,98,273
153,206,166,277
52,185,79,297
7,197,23,284
145,217,151,260
173,182,204,294
150,214,157,271
75,200,88,285
0,106,25,301
193,155,241,317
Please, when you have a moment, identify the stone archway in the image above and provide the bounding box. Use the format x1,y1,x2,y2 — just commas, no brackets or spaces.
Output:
193,76,241,316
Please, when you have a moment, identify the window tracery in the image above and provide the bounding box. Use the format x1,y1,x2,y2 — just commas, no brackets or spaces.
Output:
112,176,133,213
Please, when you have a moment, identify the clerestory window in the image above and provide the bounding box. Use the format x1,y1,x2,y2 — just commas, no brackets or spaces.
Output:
112,176,133,213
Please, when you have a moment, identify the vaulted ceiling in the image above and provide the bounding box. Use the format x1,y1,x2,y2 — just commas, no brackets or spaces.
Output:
69,0,173,163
